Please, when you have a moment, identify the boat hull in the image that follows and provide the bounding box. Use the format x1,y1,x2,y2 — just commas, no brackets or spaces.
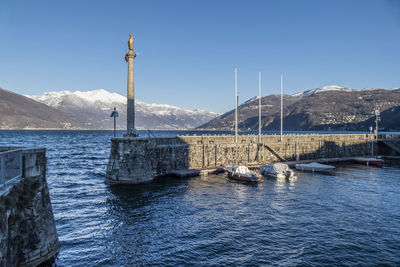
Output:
263,173,296,180
295,167,333,173
355,160,383,167
260,163,296,180
262,172,288,179
227,171,263,183
354,157,383,167
295,163,335,174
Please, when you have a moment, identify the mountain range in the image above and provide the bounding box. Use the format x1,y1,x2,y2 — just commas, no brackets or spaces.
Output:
2,85,399,131
0,87,218,130
26,89,218,130
199,85,400,131
0,88,101,129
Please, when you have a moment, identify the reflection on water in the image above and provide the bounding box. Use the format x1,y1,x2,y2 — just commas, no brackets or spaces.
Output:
1,130,400,266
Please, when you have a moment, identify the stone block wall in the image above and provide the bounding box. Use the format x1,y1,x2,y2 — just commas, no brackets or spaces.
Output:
106,133,381,184
106,137,190,184
0,148,59,266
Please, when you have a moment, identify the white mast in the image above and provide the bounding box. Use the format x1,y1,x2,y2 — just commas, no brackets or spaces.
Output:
235,67,238,144
258,71,262,142
280,73,283,142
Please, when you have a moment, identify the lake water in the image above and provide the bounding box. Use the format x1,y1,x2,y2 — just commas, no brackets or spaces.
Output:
1,130,400,266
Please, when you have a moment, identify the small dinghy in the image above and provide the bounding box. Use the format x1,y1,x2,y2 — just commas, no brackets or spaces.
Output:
354,157,383,167
295,162,335,173
260,163,296,179
226,165,263,183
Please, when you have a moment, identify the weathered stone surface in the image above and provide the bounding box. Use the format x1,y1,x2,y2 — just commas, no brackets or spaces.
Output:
0,148,59,267
106,134,390,184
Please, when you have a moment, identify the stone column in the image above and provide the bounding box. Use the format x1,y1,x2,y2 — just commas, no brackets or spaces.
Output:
125,50,137,136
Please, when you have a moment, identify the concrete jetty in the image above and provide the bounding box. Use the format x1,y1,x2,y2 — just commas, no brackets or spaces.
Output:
168,167,224,178
105,133,400,184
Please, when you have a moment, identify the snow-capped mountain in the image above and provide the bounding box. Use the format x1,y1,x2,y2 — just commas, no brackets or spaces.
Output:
293,85,354,98
199,85,400,131
362,87,381,91
26,89,219,130
31,89,126,106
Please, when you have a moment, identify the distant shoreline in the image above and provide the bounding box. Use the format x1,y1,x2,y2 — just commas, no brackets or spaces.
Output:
0,128,197,131
2,129,400,135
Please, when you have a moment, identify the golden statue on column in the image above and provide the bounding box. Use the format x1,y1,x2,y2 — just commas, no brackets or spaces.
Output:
125,33,136,62
128,33,133,51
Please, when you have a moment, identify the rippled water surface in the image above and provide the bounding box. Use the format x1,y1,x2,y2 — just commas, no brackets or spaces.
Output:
1,130,400,266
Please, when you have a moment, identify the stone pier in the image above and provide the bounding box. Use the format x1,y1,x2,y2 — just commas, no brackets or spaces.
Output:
0,147,59,266
105,133,394,184
107,35,400,185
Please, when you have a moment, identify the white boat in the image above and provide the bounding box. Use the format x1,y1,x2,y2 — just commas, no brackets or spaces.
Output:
260,163,296,179
295,162,335,173
226,165,263,183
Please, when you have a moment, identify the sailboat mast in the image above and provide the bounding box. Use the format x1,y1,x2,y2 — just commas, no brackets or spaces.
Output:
280,73,283,142
235,67,238,144
258,72,262,142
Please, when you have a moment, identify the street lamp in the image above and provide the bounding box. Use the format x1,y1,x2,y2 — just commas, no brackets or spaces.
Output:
375,108,380,141
110,107,119,138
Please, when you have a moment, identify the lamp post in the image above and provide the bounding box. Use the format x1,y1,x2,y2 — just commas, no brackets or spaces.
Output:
110,107,119,138
375,108,380,141
369,126,373,156
280,73,283,142
374,108,380,155
258,71,262,143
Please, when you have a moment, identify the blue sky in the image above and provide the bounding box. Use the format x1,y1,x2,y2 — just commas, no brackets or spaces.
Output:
0,0,399,113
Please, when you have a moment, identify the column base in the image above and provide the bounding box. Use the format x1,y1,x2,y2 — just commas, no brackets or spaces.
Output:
124,128,139,137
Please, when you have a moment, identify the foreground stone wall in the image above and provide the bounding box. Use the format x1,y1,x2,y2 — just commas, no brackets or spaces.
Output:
0,148,59,266
106,134,383,184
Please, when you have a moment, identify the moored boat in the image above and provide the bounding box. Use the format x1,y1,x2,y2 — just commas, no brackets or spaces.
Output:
226,165,263,183
295,162,335,173
354,157,384,167
260,163,296,179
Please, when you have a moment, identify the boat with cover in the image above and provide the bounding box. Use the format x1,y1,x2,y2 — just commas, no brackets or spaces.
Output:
354,157,383,167
260,163,296,179
295,162,335,173
225,165,263,183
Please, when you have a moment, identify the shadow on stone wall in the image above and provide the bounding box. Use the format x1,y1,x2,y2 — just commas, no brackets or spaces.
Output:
285,140,375,162
106,137,191,184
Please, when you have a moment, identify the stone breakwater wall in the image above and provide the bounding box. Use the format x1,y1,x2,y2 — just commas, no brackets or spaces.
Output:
106,133,379,184
0,148,59,266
